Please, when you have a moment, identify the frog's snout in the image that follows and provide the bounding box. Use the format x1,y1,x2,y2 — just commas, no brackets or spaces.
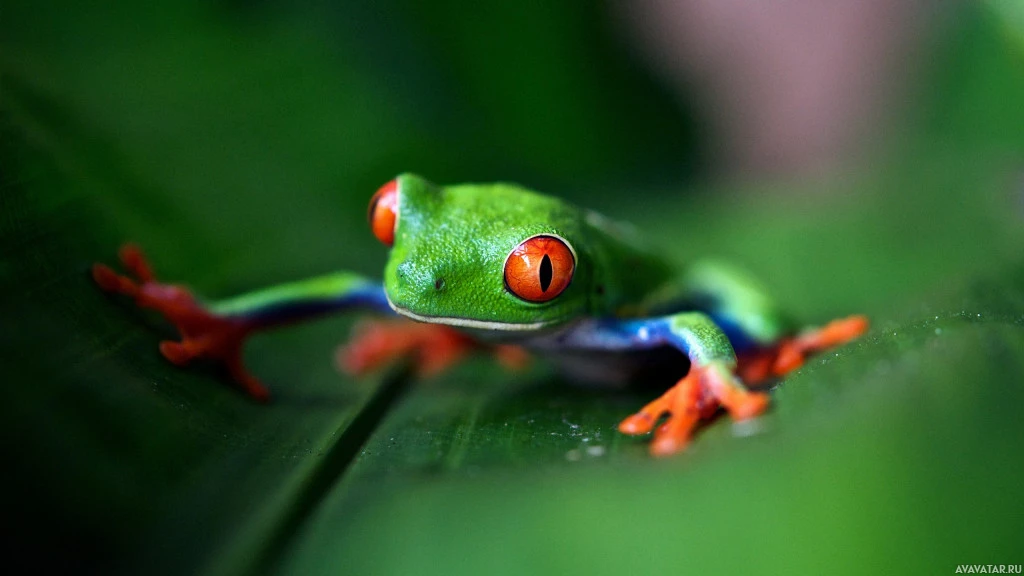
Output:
394,260,446,298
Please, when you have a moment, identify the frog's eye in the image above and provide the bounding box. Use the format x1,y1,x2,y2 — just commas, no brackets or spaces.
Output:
504,235,575,303
368,179,398,246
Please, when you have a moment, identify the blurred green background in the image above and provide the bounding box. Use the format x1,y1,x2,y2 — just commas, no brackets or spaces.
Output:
2,1,1023,575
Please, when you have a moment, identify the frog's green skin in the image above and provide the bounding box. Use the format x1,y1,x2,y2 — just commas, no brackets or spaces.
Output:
209,174,793,384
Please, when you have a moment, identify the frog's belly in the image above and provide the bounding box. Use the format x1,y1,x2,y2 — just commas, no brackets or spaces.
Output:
538,346,690,389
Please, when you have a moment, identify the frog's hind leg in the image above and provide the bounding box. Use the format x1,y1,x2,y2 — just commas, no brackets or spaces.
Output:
737,315,869,385
772,315,869,375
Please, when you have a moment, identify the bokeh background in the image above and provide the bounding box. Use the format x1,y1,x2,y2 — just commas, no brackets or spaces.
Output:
2,1,1023,575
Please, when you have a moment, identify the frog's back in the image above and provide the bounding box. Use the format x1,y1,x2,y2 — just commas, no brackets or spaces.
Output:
579,208,678,319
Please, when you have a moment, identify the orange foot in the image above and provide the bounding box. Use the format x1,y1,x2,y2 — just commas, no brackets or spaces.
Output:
618,362,769,457
337,318,530,378
738,315,869,385
92,244,269,401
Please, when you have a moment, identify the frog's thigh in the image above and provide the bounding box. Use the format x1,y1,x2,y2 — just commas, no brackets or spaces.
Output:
683,261,791,347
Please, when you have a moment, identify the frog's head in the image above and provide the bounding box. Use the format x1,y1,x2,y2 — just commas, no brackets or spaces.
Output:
368,173,592,333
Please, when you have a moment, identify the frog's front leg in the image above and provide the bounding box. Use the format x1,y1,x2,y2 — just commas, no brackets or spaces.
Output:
337,319,530,378
613,313,770,456
93,243,393,401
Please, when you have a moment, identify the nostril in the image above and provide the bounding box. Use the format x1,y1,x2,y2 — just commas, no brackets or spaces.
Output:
434,277,445,291
396,262,411,279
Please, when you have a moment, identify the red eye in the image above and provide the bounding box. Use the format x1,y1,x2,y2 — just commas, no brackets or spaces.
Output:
504,235,575,303
368,179,398,246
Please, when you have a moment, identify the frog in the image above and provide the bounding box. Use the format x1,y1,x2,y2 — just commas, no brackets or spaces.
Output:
92,174,868,456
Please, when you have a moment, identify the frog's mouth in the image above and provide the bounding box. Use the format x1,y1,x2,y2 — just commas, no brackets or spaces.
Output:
385,294,554,332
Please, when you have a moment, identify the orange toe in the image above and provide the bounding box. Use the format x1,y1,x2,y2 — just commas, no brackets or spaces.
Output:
118,243,155,283
726,391,770,420
92,263,139,296
159,340,193,365
618,412,658,435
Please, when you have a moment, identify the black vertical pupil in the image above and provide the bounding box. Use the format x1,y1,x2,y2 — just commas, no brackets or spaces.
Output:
539,254,553,292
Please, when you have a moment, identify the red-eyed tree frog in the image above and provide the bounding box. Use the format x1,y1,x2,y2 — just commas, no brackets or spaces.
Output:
93,174,868,456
